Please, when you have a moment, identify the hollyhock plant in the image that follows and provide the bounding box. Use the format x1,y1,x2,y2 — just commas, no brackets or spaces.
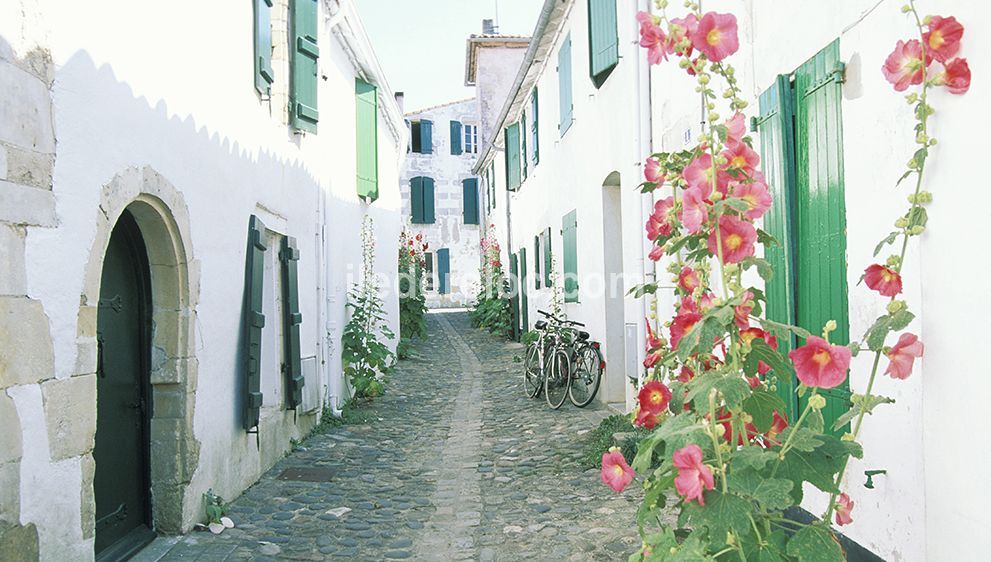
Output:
637,12,670,65
644,155,663,182
732,179,772,220
725,112,747,145
936,57,970,94
600,448,634,493
835,493,855,526
634,406,659,429
683,153,730,196
788,336,852,389
648,244,664,262
885,333,924,379
722,141,760,175
734,290,754,330
882,39,929,91
740,327,778,374
707,214,757,264
678,266,701,293
680,186,709,234
690,12,739,63
864,264,903,297
669,310,702,349
638,380,672,414
923,15,963,62
672,444,714,505
668,14,698,57
646,197,674,240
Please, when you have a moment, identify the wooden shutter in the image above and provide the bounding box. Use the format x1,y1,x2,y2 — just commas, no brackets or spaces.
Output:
410,177,424,223
450,121,463,155
489,162,497,208
562,210,579,302
424,252,434,291
520,248,529,332
280,236,304,410
543,227,552,288
423,177,436,223
437,248,451,294
254,0,275,95
558,34,574,135
242,215,267,430
531,89,540,165
420,119,433,154
588,0,619,83
509,254,520,341
290,0,319,133
505,123,522,190
463,178,479,225
356,79,379,200
534,235,541,289
520,113,528,181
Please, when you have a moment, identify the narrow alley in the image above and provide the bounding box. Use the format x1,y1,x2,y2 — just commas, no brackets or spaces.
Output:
142,313,640,561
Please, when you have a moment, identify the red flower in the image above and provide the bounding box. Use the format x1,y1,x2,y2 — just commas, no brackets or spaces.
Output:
678,266,700,293
864,264,902,297
638,380,672,415
637,11,670,65
415,233,423,241
645,319,664,351
670,311,702,350
691,12,739,62
740,327,778,375
707,214,757,264
698,292,717,313
923,16,964,63
634,406,659,429
768,410,789,441
936,58,970,95
600,448,635,492
882,39,930,92
680,186,709,235
725,112,747,145
644,156,663,182
643,351,662,369
734,290,754,330
409,250,416,257
835,493,855,526
677,365,695,383
722,141,760,175
788,336,852,389
673,444,714,505
885,332,924,380
732,179,772,220
648,244,664,262
646,197,674,241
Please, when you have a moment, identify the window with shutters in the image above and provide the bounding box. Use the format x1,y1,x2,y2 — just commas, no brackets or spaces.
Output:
410,176,436,224
558,33,574,136
280,236,304,410
587,0,619,87
253,0,275,96
410,120,433,154
464,124,478,154
450,120,463,155
437,249,451,295
520,113,528,181
424,252,435,291
754,39,850,433
505,123,522,190
261,229,286,408
463,178,480,225
242,216,267,430
290,0,319,133
562,210,579,302
355,79,379,201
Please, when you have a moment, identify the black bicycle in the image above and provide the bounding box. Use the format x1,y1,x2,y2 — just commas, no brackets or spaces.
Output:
523,310,603,409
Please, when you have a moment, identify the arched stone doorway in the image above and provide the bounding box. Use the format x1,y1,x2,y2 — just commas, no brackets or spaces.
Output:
601,171,625,404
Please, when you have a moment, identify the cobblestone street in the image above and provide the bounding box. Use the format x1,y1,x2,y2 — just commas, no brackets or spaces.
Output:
141,312,641,561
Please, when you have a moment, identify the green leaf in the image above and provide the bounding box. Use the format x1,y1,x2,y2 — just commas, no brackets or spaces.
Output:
805,409,824,433
729,471,794,511
873,231,899,257
864,310,915,351
676,315,726,361
629,283,659,298
679,491,752,548
730,447,777,472
667,535,715,562
717,197,751,214
777,427,822,453
895,169,914,187
758,318,814,341
639,180,659,193
777,433,862,495
742,257,774,282
756,228,780,248
889,309,915,331
786,525,845,562
666,236,692,255
743,390,787,432
686,372,751,411
743,339,796,384
907,206,928,228
632,413,704,473
832,393,896,431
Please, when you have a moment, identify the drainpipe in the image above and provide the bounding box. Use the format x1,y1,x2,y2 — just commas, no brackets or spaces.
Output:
635,0,655,392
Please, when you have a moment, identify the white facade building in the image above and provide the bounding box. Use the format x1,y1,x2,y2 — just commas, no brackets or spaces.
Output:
0,0,404,559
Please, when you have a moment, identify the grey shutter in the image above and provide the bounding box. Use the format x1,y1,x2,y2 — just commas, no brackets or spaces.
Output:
242,215,267,430
280,236,304,410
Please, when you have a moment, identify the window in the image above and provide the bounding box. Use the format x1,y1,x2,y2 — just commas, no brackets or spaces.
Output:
253,0,274,95
562,210,578,302
450,120,463,155
424,252,435,291
464,124,478,154
355,79,379,201
290,0,319,133
558,33,574,136
410,120,433,154
755,40,850,432
588,0,619,87
504,123,522,191
261,229,285,408
410,177,436,224
529,90,539,165
437,249,451,295
520,112,528,181
463,178,479,225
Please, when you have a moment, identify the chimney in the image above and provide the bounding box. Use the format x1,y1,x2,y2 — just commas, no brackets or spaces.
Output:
482,19,497,35
394,91,405,114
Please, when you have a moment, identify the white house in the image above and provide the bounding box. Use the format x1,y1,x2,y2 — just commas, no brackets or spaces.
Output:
0,0,405,559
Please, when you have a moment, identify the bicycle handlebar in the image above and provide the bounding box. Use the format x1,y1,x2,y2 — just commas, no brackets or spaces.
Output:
536,309,585,327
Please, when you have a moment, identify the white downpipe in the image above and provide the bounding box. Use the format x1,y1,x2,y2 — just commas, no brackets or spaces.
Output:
635,0,655,392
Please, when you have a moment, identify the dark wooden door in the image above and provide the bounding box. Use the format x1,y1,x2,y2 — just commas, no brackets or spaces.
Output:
94,211,155,558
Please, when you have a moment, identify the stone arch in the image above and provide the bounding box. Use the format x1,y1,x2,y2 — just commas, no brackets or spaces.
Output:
77,166,201,535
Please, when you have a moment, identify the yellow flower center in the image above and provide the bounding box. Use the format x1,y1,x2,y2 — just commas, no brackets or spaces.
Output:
707,29,722,47
812,349,831,366
650,391,663,404
726,234,743,251
731,155,747,168
612,465,625,478
881,269,895,282
929,30,944,50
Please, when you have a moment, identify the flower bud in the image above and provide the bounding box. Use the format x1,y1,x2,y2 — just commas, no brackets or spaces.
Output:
808,394,827,411
841,432,856,442
887,300,906,314
895,217,909,228
908,225,925,235
699,74,710,85
900,5,911,13
885,255,901,268
923,15,933,24
917,191,933,203
680,58,690,69
723,89,734,99
708,112,720,122
741,412,753,424
823,320,838,338
905,92,918,103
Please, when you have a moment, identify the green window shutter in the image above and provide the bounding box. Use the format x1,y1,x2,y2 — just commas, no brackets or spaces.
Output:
505,123,522,190
520,113,528,180
242,215,267,430
462,178,479,224
558,34,574,135
290,0,319,133
534,235,541,289
562,211,579,302
509,254,520,341
355,79,379,201
280,236,304,410
411,177,424,223
519,248,529,332
489,162,497,208
543,227,552,287
423,177,436,223
793,40,850,435
437,248,451,294
450,121,463,155
588,0,619,84
531,89,540,165
420,119,433,154
254,0,275,95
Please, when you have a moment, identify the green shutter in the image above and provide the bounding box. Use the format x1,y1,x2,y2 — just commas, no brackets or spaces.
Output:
562,210,578,302
411,177,424,223
437,248,451,294
509,254,520,341
531,89,540,165
543,227,552,288
520,113,528,181
450,121,463,155
558,34,574,135
463,178,479,225
254,0,275,95
280,236,304,410
242,215,267,430
793,40,850,434
356,79,379,200
420,119,433,154
588,0,619,84
505,123,521,190
423,177,436,224
489,162,497,208
290,0,319,133
534,235,541,289
520,248,529,332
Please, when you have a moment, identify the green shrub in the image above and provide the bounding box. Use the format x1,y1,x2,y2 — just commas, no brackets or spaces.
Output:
581,414,653,469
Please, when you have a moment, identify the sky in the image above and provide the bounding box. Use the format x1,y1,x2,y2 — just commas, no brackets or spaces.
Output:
354,0,542,114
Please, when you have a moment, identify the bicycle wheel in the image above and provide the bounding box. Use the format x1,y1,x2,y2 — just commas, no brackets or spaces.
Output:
522,342,542,398
544,348,571,409
569,344,603,408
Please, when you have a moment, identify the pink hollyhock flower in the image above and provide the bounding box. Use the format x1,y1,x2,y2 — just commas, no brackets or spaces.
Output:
648,244,664,262
680,186,709,234
722,141,760,175
707,214,757,264
637,11,670,65
638,380,672,414
683,153,731,196
885,333,924,380
644,351,662,369
634,406,659,429
668,15,698,57
678,266,700,293
923,16,964,63
673,444,715,505
835,493,855,526
882,39,930,92
936,58,970,95
670,311,702,349
740,327,778,375
645,319,664,351
646,197,674,241
734,290,754,330
788,336,852,389
732,179,772,220
644,156,663,182
691,12,739,63
677,365,695,383
864,264,903,297
698,292,717,313
601,448,635,492
725,112,747,145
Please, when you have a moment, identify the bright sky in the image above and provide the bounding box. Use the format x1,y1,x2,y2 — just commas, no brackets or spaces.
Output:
354,0,541,114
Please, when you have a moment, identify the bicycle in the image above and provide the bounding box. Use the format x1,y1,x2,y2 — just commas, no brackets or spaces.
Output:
524,310,603,409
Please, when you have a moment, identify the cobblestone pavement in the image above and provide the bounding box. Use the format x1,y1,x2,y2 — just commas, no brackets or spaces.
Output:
144,312,642,561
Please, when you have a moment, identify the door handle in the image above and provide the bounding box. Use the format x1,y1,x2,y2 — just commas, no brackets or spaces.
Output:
96,334,106,378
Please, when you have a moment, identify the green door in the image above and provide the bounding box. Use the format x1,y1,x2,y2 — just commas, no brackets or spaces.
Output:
94,211,155,558
520,248,529,333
